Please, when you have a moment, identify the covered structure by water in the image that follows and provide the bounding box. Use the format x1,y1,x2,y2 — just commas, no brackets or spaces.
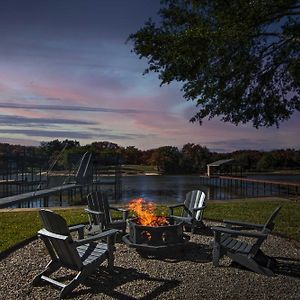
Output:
206,159,242,177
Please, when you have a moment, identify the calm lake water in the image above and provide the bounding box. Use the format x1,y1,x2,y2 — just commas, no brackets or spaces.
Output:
246,174,300,183
116,174,300,204
120,175,206,204
5,173,300,208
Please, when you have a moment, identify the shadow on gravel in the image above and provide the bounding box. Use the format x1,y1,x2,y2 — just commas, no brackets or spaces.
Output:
136,242,212,263
183,225,214,236
229,256,300,278
72,266,180,299
273,257,300,278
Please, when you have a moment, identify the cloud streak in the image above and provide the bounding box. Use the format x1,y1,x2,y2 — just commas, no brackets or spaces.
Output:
0,114,97,126
0,128,155,141
0,102,157,115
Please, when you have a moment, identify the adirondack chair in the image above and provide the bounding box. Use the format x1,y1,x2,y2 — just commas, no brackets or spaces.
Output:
211,206,282,276
85,190,128,234
32,209,118,298
168,190,206,233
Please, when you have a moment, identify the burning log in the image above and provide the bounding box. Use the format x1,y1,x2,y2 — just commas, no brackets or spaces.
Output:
128,198,169,227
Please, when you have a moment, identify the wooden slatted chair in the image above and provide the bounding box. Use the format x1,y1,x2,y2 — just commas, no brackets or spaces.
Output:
211,206,282,276
85,190,128,234
32,209,118,298
168,190,206,233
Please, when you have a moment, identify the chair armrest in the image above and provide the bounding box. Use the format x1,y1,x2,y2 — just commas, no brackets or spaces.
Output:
69,224,85,232
169,204,185,209
84,208,105,216
109,207,128,213
168,204,185,216
223,219,264,229
192,206,206,212
211,226,267,238
38,229,69,241
74,229,119,246
191,206,206,219
84,208,105,230
182,206,193,217
69,224,85,239
109,207,129,220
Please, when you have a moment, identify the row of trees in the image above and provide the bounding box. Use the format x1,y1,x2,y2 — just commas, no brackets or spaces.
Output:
1,140,300,174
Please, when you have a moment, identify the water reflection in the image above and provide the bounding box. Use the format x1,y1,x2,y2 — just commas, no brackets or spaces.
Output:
120,174,297,204
7,174,298,208
120,175,240,204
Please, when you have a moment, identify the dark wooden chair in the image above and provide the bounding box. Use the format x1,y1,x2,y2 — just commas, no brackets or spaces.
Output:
32,209,118,298
168,190,206,233
85,190,128,234
211,206,282,276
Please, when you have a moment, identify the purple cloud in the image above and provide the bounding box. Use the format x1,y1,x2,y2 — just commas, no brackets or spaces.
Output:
0,114,97,126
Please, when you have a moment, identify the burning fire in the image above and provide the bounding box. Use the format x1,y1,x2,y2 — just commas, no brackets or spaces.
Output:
128,198,169,226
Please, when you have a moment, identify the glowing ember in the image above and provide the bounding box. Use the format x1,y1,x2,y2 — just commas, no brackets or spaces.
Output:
128,198,169,226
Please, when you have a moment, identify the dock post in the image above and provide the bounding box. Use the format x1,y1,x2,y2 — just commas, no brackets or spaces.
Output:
59,191,62,206
44,196,49,207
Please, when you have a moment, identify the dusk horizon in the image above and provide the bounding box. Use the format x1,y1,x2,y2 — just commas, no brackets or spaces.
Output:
1,0,300,153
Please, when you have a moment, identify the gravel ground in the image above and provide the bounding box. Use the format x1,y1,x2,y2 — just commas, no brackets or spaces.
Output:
1,221,300,300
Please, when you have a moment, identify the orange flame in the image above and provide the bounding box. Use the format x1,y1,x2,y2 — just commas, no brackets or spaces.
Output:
128,198,168,226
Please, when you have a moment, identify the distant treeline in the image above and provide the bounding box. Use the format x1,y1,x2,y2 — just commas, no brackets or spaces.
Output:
0,140,300,174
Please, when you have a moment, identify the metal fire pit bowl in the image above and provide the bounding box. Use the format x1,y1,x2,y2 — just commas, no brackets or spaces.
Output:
122,217,189,252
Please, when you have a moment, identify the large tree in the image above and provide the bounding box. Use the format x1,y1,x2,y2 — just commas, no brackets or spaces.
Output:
129,0,300,127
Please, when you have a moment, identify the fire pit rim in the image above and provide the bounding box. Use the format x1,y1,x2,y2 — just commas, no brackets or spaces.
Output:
122,216,190,252
127,216,182,228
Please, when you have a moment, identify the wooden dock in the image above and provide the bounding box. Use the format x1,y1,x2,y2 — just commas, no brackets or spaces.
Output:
199,175,300,199
0,184,82,208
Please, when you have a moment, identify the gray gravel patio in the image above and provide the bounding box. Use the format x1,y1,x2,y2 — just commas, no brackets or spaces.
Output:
0,221,299,300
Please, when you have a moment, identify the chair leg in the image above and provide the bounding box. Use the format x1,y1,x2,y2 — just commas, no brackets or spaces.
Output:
227,252,275,276
190,220,196,233
122,226,127,235
60,269,90,299
32,260,60,286
212,231,222,267
212,242,221,267
108,234,116,270
107,249,115,271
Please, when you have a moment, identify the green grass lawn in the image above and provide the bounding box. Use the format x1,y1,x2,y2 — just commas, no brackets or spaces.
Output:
122,164,158,174
0,208,88,254
0,199,299,253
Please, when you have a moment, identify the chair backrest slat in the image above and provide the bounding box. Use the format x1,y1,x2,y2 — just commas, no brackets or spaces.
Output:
262,206,282,233
96,191,112,224
250,206,281,254
87,193,102,225
183,190,206,220
39,210,82,269
87,191,112,225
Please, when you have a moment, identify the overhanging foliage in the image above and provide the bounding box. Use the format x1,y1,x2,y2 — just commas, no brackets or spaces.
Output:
129,0,300,127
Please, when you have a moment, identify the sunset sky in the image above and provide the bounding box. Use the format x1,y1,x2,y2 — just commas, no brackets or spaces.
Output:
0,0,299,152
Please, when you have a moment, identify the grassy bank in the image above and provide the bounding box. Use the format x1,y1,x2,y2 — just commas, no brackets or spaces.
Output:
122,164,159,174
0,199,299,253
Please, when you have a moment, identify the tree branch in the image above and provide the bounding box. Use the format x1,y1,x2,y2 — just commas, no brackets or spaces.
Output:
259,37,293,60
251,32,282,39
264,11,300,23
